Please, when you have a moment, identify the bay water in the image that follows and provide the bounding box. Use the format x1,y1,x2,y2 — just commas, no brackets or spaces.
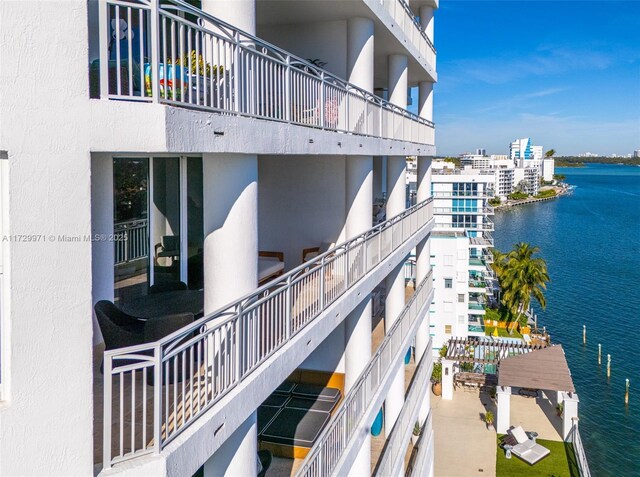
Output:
492,163,640,476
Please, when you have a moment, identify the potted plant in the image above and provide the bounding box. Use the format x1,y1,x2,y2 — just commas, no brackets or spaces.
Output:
431,361,442,396
484,411,494,430
411,421,421,445
556,403,563,417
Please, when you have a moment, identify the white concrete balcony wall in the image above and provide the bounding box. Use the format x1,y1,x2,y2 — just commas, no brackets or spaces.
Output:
364,0,437,78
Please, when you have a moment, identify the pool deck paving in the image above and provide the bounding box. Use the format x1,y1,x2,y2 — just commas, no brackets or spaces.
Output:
432,387,563,476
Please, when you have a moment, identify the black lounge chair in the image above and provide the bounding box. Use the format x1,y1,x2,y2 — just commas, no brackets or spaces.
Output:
95,300,195,382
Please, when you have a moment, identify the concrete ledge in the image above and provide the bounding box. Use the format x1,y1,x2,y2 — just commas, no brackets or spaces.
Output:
87,99,435,156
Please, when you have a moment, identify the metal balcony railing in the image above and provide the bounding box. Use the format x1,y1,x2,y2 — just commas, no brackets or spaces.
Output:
98,0,435,145
102,198,434,468
296,272,434,477
373,339,433,477
568,423,591,477
433,206,494,215
431,191,491,198
114,219,149,264
374,0,436,70
407,408,433,477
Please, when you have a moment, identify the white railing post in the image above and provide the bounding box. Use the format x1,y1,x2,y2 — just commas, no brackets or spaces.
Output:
149,0,160,102
236,303,244,378
285,56,291,122
103,355,113,469
153,344,162,454
319,72,325,128
98,0,110,99
286,275,292,336
233,32,241,113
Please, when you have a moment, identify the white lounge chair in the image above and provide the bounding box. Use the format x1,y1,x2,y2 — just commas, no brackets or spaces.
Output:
258,251,285,285
508,426,550,465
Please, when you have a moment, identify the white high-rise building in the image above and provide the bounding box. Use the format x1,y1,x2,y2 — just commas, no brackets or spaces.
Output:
0,1,439,476
430,167,495,352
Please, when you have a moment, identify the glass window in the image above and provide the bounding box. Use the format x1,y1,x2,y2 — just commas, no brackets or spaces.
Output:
445,325,452,334
444,278,452,288
458,294,465,303
152,157,181,286
186,157,204,290
113,158,149,303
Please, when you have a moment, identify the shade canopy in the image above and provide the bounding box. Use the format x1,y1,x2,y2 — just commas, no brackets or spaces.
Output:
498,345,575,393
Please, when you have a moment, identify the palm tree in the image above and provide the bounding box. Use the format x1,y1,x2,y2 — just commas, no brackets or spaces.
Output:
500,242,550,326
545,149,556,158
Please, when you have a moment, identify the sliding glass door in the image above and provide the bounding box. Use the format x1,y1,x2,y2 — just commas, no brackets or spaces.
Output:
113,156,203,304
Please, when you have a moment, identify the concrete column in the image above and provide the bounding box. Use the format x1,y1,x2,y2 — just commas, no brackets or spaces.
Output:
202,153,258,476
384,263,405,434
419,82,434,122
347,18,374,93
384,151,407,432
562,392,580,441
415,154,432,365
343,155,372,469
419,6,435,44
388,54,408,108
441,359,454,401
201,0,256,34
203,154,258,312
386,156,406,218
496,386,512,434
344,156,373,392
204,412,258,477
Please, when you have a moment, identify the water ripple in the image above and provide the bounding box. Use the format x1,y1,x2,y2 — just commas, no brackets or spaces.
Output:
493,164,640,476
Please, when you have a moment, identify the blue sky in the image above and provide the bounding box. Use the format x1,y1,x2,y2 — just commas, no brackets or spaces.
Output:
412,1,640,156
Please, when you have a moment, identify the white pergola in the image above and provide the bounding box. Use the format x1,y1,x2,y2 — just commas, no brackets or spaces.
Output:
496,345,578,441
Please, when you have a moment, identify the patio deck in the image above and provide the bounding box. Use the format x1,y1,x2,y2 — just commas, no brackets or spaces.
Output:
432,387,563,476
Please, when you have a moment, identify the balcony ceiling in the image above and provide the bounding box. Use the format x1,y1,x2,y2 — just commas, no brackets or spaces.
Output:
256,0,433,87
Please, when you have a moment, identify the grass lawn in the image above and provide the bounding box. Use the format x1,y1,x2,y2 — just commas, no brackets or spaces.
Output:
496,436,580,477
484,326,523,339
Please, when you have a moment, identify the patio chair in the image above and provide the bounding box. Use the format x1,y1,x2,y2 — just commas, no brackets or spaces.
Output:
94,300,145,351
302,242,335,263
508,426,550,465
258,251,285,285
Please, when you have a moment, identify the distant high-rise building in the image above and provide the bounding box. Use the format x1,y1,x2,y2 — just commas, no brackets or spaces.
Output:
634,150,640,158
510,138,533,160
476,148,487,156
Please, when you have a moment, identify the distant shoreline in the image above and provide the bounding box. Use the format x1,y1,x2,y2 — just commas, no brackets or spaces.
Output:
493,185,572,210
556,157,640,167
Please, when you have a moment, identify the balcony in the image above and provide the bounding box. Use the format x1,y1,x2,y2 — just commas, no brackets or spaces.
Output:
450,220,494,232
297,278,433,476
432,191,491,198
433,206,494,215
372,0,436,71
96,0,435,145
100,198,434,470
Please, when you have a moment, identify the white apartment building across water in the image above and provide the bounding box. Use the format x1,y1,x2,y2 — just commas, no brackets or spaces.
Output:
429,167,495,353
0,1,439,476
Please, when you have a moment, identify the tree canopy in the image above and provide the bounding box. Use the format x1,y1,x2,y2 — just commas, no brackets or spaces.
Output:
490,243,550,325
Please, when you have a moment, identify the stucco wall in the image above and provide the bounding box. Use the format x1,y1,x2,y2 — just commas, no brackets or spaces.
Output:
258,155,346,270
0,1,94,474
258,20,348,79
